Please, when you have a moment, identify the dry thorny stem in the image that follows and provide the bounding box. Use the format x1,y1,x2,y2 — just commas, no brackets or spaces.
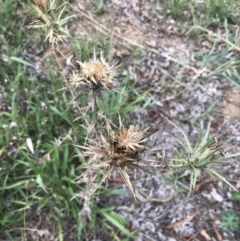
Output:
75,116,151,202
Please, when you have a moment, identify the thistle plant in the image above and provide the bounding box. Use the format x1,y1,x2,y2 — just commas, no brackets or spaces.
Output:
27,0,73,48
171,122,239,191
76,117,149,201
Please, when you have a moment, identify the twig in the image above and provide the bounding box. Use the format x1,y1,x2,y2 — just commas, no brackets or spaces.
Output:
193,25,240,52
134,185,174,202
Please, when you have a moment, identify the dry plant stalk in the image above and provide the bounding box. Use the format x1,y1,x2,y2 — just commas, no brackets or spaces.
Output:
72,167,98,220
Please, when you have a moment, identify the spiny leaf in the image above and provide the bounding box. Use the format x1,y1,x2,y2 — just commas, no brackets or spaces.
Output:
117,166,136,200
205,168,238,191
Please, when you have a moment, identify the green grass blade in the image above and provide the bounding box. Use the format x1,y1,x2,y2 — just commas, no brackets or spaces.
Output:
36,174,48,193
0,180,26,190
10,56,34,67
205,168,238,191
100,211,134,238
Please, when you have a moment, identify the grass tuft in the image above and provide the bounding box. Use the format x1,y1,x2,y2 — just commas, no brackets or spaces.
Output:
171,122,240,191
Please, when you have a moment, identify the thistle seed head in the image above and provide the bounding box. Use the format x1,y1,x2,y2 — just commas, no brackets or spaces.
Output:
76,54,115,90
114,124,148,154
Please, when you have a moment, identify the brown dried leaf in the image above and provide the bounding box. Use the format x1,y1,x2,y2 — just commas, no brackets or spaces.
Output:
146,39,157,48
200,229,211,241
116,49,130,58
195,177,214,191
166,213,197,229
212,222,222,241
166,26,180,35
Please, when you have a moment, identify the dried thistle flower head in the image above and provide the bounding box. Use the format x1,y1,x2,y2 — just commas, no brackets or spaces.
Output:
66,53,116,116
76,53,115,90
114,124,148,154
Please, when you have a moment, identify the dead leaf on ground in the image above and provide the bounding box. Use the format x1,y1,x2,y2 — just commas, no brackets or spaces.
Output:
212,222,222,241
195,177,214,191
166,213,197,229
116,49,130,58
199,229,211,241
146,39,157,48
201,40,212,49
166,26,180,35
30,229,54,241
